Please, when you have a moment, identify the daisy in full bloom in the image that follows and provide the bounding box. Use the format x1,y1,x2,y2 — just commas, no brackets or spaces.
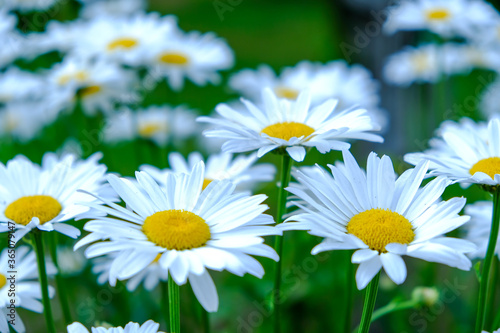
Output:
383,44,441,86
147,30,234,91
73,13,178,66
383,0,499,38
47,56,138,115
198,88,383,162
78,0,148,19
229,60,381,110
464,201,500,259
67,320,164,333
442,43,500,75
405,118,500,187
0,67,47,104
0,152,111,242
140,151,275,191
0,247,56,333
280,149,474,289
76,161,280,312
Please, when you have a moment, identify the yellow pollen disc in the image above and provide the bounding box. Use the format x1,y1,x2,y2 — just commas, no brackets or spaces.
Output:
0,273,6,289
346,208,415,253
412,54,430,73
79,85,101,97
426,9,450,21
202,178,213,190
261,122,315,141
469,157,500,179
5,195,62,226
158,52,189,65
142,209,211,250
58,71,88,85
107,37,138,51
274,86,299,100
138,123,163,138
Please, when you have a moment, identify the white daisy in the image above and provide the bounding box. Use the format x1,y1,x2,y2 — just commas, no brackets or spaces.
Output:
0,246,56,333
442,43,500,74
67,320,164,333
30,20,87,56
78,0,147,19
198,88,383,162
480,79,500,118
229,60,381,111
0,152,111,242
383,44,441,86
73,13,178,66
280,149,474,289
384,0,499,38
2,0,58,12
46,56,138,116
140,151,276,191
464,201,500,260
75,161,280,312
0,67,48,104
0,9,16,35
147,30,234,91
405,117,500,187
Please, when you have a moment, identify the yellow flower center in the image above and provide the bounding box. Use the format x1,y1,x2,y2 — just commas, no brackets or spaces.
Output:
79,85,101,97
5,195,62,226
138,123,164,138
261,122,315,141
158,52,189,65
142,210,211,250
202,178,213,190
0,273,6,289
58,71,88,85
346,208,415,253
469,157,500,179
107,37,138,51
274,86,299,100
412,53,430,73
425,9,450,21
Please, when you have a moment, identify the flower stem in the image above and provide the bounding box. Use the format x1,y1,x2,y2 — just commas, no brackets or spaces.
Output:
168,277,181,333
475,188,500,333
344,251,354,333
357,272,380,333
352,299,419,333
202,307,210,333
273,153,293,333
32,230,56,333
48,232,72,324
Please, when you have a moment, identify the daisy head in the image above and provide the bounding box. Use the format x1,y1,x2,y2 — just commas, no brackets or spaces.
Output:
67,320,164,333
199,88,383,162
0,152,111,242
76,161,280,312
140,151,275,192
405,118,500,188
280,149,474,289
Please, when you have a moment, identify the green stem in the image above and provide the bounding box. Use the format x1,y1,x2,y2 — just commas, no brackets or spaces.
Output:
48,233,72,324
485,258,498,329
344,251,354,333
494,305,500,329
32,230,56,333
352,299,418,333
161,281,170,329
202,307,210,333
357,272,380,333
168,278,181,333
272,153,293,333
475,188,500,333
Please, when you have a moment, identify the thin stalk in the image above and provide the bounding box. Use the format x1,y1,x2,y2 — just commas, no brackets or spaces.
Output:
485,258,498,329
48,233,72,324
32,230,56,333
272,153,293,333
344,251,354,333
202,307,210,333
161,281,170,329
168,278,181,333
475,188,500,333
357,272,381,333
352,299,418,333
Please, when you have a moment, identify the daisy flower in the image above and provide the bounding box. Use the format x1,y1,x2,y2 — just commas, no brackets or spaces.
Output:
67,320,164,333
465,201,500,260
404,118,500,187
78,0,148,19
0,152,111,242
280,149,474,289
442,43,500,75
76,161,280,312
480,79,500,118
147,30,234,91
2,0,58,12
198,88,383,162
383,0,499,38
0,67,47,104
0,247,56,333
383,44,441,86
140,151,275,191
74,13,178,66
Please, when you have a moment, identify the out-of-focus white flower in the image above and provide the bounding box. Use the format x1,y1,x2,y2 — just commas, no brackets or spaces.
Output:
464,201,500,260
0,67,47,104
30,20,87,56
78,0,147,19
442,43,500,74
67,320,165,333
384,44,441,86
147,30,234,91
480,78,500,118
47,56,138,115
57,247,87,276
0,9,16,34
2,0,58,12
384,0,499,38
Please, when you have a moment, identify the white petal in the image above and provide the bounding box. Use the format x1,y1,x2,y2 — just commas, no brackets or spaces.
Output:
380,253,407,285
355,256,382,290
286,146,306,162
189,270,219,312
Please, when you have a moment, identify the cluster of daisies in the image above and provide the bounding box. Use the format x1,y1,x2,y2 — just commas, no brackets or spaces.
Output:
383,0,500,117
